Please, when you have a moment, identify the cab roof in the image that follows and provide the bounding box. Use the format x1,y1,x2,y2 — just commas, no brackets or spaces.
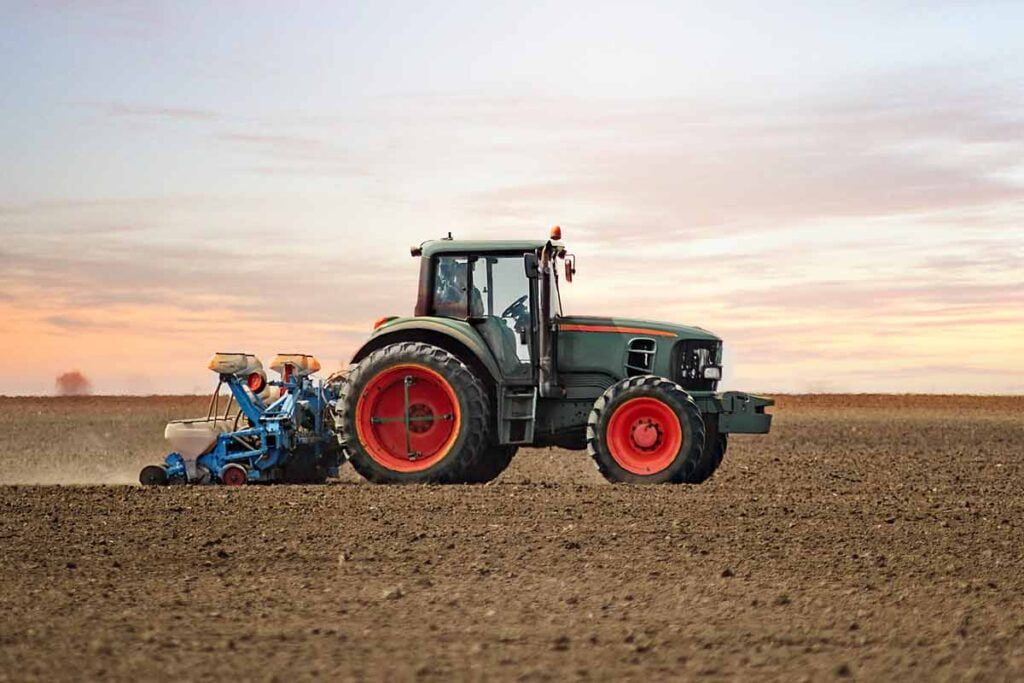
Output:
418,239,564,259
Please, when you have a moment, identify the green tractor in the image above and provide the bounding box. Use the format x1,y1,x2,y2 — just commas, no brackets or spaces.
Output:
334,228,772,484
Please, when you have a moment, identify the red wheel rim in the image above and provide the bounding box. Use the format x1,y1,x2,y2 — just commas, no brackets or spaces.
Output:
606,397,683,475
221,465,247,486
356,364,461,473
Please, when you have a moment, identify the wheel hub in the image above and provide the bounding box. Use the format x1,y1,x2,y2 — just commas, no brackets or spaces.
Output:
220,464,248,486
407,403,434,434
629,418,663,451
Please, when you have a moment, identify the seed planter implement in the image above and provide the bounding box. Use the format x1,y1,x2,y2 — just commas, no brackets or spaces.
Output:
139,353,341,485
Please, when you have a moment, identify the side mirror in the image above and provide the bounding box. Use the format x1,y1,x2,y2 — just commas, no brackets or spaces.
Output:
524,253,540,278
564,254,576,283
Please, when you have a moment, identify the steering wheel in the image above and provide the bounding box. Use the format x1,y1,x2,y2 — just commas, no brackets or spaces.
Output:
501,294,529,320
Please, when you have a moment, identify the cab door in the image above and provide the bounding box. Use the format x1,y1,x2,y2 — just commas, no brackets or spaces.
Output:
469,255,534,381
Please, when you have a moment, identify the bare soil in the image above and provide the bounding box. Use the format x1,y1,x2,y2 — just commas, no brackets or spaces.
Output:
0,395,1022,681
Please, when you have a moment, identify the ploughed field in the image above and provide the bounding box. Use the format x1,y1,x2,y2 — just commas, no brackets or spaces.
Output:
0,395,1022,681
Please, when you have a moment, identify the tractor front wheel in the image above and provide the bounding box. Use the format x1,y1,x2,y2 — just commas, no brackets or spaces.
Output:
681,419,728,484
587,376,705,484
335,342,492,484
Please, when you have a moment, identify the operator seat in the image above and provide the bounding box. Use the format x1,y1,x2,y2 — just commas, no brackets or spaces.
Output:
476,316,525,377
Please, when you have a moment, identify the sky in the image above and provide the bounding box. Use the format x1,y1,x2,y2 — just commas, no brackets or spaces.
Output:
1,0,1022,395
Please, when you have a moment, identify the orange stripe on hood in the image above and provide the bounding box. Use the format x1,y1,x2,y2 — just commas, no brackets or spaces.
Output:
559,324,677,337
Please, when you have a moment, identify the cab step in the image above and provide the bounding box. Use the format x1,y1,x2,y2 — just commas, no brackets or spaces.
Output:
498,386,537,444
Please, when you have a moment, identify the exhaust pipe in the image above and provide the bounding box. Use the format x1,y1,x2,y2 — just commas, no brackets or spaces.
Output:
537,241,564,398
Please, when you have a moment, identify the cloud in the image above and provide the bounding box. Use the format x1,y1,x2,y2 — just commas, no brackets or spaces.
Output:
716,280,1023,314
444,76,1024,241
214,131,372,178
0,203,414,337
44,315,120,331
101,103,219,122
217,133,331,149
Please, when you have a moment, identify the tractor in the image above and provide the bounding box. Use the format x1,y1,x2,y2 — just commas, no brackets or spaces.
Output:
141,226,771,486
333,226,772,485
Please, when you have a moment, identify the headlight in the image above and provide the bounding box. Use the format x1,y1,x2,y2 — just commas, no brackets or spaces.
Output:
676,340,723,388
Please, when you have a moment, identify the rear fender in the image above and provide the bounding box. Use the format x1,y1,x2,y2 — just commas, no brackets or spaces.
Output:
351,318,503,387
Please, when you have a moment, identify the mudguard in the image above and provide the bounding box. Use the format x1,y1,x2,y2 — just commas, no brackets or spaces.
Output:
351,316,503,385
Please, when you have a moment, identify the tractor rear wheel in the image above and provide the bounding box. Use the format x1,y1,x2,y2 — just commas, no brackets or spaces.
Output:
335,342,492,484
460,445,518,484
587,375,705,484
682,419,728,484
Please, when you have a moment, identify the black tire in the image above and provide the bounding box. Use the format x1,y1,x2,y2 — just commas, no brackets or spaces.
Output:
139,464,168,486
459,445,518,484
682,418,728,484
335,342,492,484
587,375,705,484
281,445,328,484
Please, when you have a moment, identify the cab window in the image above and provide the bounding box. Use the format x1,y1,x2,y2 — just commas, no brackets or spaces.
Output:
471,256,532,368
432,256,475,318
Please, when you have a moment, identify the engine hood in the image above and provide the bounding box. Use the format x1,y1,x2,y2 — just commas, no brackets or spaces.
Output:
557,315,720,341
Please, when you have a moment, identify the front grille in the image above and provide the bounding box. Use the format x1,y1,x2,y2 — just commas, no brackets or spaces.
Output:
624,338,657,376
674,339,722,391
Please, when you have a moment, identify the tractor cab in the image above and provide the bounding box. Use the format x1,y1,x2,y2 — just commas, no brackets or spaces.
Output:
408,229,570,394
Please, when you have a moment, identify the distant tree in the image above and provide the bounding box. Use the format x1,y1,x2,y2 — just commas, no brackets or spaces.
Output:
55,371,92,396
